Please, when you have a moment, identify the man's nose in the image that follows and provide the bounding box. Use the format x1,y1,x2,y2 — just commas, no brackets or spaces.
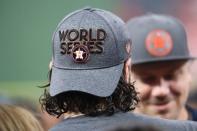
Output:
151,78,171,97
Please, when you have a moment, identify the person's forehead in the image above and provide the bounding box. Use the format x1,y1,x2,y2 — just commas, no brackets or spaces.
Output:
132,60,188,75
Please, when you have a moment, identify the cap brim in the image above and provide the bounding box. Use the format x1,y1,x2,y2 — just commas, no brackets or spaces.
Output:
50,64,123,97
133,56,196,65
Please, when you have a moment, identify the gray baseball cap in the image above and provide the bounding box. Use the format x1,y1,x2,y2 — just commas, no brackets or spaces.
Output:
50,7,131,97
126,14,194,65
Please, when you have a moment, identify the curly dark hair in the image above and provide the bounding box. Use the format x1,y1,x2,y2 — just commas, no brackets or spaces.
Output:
40,70,139,118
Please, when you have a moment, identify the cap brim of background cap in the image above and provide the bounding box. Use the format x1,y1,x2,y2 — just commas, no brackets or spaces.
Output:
133,56,196,65
50,63,123,97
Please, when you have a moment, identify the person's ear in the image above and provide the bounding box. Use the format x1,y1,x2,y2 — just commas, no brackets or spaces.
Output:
123,58,132,83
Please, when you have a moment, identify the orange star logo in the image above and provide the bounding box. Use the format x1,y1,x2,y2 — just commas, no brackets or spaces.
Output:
145,29,173,57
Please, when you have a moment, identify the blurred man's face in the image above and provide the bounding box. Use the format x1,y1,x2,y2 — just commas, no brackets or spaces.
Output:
131,61,191,120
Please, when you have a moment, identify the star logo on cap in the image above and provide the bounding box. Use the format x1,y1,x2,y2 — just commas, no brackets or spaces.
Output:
72,45,90,63
74,48,84,59
145,29,173,57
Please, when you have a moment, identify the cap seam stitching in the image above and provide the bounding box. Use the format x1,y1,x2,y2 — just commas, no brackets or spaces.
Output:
53,62,124,70
91,10,120,62
77,10,87,31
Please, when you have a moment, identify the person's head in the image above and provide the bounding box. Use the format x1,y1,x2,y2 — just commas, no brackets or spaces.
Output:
0,104,43,131
40,7,139,118
126,14,194,120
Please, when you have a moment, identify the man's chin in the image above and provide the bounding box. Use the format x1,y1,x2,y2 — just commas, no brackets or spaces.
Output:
145,108,173,119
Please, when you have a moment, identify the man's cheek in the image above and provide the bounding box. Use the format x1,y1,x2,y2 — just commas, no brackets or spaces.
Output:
136,82,151,100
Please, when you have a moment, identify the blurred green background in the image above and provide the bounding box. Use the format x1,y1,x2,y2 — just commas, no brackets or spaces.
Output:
0,0,119,81
0,0,119,102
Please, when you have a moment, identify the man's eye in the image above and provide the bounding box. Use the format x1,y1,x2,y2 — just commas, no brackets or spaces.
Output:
164,74,175,80
141,76,156,84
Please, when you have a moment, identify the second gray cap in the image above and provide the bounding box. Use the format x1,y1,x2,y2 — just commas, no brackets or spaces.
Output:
126,14,194,65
